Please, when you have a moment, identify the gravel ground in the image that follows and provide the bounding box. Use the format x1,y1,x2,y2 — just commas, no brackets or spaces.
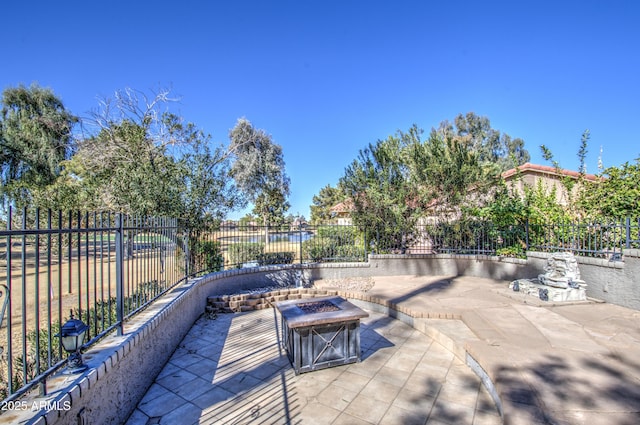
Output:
312,276,375,292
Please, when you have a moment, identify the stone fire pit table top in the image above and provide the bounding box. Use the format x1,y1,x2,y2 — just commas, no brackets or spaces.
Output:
273,295,369,328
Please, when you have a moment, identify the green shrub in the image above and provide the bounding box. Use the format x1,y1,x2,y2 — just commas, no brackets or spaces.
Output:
191,240,224,273
228,243,265,267
496,245,525,258
302,238,364,262
302,239,332,261
317,226,357,245
257,251,295,265
334,244,365,261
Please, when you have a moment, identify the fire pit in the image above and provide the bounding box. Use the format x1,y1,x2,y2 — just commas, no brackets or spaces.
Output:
274,296,369,374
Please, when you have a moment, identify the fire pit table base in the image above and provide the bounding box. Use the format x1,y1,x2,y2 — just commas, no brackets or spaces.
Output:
274,296,369,374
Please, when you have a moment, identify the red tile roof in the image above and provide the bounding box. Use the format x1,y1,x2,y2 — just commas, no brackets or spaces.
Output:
502,163,598,182
329,199,355,213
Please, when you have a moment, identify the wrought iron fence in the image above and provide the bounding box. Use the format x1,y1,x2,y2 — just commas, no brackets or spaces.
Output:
528,217,640,259
191,223,367,271
365,218,639,259
0,208,184,402
367,220,526,256
182,218,640,273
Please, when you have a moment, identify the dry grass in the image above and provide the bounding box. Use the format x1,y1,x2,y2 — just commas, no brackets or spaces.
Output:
0,244,182,397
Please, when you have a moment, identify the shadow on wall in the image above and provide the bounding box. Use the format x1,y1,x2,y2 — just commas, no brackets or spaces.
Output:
264,269,312,288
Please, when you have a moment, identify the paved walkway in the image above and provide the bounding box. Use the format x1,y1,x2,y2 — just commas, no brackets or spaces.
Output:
127,275,640,425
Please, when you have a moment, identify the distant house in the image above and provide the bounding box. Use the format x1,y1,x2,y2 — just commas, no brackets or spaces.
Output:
291,217,309,229
502,163,598,206
329,199,355,225
243,220,258,231
220,220,237,230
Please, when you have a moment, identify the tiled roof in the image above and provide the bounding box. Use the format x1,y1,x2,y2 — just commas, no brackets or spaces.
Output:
329,199,355,213
502,162,599,181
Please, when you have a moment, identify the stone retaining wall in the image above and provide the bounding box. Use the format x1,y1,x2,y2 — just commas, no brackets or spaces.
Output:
206,288,337,314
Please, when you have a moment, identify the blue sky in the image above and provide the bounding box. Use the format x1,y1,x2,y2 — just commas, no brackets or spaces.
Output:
3,1,639,219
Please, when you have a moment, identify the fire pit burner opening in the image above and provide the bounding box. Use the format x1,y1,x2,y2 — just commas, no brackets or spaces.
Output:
296,300,340,314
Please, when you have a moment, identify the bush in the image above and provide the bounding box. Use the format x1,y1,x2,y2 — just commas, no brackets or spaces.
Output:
301,225,364,262
228,243,265,267
317,226,357,245
302,239,332,261
191,240,224,273
302,238,364,262
496,245,525,258
257,251,295,265
334,244,365,260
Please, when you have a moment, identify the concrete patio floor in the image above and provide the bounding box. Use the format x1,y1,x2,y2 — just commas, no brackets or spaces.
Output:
125,274,640,425
125,307,501,425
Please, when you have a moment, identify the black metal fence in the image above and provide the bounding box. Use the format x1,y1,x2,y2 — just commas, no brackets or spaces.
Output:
1,212,639,403
366,218,639,258
190,217,640,270
191,223,367,271
528,217,640,259
0,209,184,402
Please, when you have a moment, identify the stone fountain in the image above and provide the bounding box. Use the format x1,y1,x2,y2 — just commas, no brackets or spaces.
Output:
509,252,587,302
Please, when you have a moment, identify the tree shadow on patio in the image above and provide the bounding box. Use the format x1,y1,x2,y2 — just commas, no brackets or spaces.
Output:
495,351,640,424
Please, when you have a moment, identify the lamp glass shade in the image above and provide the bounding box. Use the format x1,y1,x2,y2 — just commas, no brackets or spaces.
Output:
61,334,80,352
59,317,88,352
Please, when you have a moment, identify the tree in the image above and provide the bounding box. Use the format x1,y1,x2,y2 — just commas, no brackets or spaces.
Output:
540,129,595,217
409,125,497,216
437,112,529,171
229,118,290,226
0,83,78,209
44,87,243,226
577,159,640,219
339,122,502,251
169,120,243,230
340,132,418,252
310,184,345,223
479,175,572,255
73,119,181,215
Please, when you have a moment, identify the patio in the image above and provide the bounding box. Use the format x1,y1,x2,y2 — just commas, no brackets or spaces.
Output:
125,272,640,425
125,306,500,425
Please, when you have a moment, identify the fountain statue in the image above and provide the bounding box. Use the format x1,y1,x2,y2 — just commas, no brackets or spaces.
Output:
510,252,587,302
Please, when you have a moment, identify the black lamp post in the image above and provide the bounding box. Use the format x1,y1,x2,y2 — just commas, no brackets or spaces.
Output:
57,311,89,374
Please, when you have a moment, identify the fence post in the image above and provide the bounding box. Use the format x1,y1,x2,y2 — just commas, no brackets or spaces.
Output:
299,224,303,264
115,214,124,336
363,225,367,261
626,217,631,249
184,229,190,280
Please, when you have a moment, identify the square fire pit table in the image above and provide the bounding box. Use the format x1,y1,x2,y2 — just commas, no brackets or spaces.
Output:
274,296,369,374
